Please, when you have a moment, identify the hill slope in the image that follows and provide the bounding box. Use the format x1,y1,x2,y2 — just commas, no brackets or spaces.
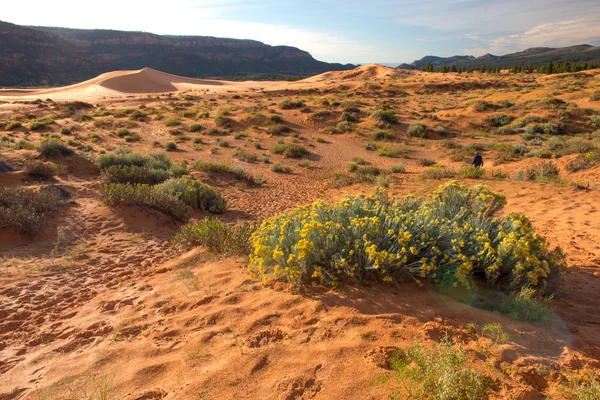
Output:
0,21,355,87
398,45,600,69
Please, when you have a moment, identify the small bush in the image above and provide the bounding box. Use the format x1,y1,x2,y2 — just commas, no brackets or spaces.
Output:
0,186,64,236
97,183,192,221
157,177,226,214
24,160,63,179
101,165,171,184
6,121,22,131
488,113,512,127
97,152,172,170
192,161,252,181
38,139,74,156
408,123,428,138
421,166,458,179
279,99,304,110
174,218,255,256
270,163,292,173
459,166,485,179
388,340,491,399
164,117,181,127
417,158,436,167
249,181,565,291
499,286,553,322
116,128,130,137
336,121,353,132
189,123,203,133
266,114,283,124
371,130,395,141
566,151,600,173
371,109,398,124
589,116,600,128
234,149,258,163
391,164,406,173
376,146,410,158
267,124,290,135
166,142,177,151
518,161,560,181
341,112,358,122
269,143,309,158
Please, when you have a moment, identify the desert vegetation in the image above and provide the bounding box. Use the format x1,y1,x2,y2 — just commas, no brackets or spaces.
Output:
1,64,600,400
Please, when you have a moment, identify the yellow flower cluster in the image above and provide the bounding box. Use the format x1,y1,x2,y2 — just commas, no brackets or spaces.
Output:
248,181,565,293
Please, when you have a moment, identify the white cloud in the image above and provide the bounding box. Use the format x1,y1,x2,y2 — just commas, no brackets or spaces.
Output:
462,18,600,56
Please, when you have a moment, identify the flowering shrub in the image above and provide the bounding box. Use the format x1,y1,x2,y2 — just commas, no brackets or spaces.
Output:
248,181,565,292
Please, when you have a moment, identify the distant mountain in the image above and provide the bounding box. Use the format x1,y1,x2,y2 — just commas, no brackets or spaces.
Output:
397,45,600,70
397,55,475,70
0,21,355,87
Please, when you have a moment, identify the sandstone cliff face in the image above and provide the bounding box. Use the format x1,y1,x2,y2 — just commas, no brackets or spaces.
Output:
0,21,354,87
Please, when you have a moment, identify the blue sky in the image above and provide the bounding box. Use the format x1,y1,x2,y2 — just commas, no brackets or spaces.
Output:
3,0,600,64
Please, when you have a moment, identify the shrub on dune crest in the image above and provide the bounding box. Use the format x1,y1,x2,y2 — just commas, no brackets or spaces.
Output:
157,177,227,214
248,181,565,293
174,217,255,256
97,183,193,221
0,186,64,236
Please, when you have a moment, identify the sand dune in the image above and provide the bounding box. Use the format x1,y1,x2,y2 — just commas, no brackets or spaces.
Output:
0,65,409,102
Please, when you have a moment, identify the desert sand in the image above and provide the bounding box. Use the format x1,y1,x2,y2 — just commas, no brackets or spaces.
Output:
1,64,600,399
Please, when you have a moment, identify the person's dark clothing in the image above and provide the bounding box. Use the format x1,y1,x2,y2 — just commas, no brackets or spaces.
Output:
472,154,483,167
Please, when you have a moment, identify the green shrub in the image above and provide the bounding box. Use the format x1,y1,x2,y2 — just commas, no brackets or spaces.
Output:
488,113,512,127
175,218,255,256
0,186,64,236
270,162,292,173
589,116,600,128
189,123,203,133
192,161,252,181
38,139,74,156
371,130,395,141
97,152,172,170
269,143,309,158
101,165,170,184
459,166,485,179
417,158,436,167
391,164,406,173
279,99,304,110
267,124,290,135
164,117,181,127
267,114,283,124
30,119,53,131
341,112,358,122
248,181,565,291
234,149,258,163
421,166,458,179
518,161,560,181
498,286,553,322
336,121,353,132
166,142,177,151
547,136,564,151
376,145,410,158
157,177,226,214
24,160,63,179
388,340,491,399
408,123,428,138
6,121,22,131
566,151,600,173
371,109,398,124
97,183,192,221
116,128,130,137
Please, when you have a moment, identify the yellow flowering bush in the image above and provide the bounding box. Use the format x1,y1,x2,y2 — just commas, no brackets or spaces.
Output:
248,181,565,292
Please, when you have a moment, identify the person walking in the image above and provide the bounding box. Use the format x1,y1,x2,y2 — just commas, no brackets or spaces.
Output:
472,152,484,168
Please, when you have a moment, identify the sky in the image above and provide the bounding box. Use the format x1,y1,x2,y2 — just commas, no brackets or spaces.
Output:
3,0,600,64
